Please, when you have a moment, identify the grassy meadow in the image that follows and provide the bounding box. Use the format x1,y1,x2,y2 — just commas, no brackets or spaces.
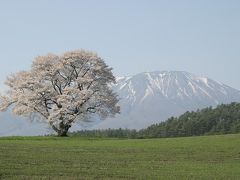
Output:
0,134,240,179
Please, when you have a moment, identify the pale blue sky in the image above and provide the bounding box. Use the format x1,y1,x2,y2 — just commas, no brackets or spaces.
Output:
0,0,240,89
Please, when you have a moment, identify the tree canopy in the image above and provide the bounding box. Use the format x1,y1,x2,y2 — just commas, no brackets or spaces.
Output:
0,50,120,136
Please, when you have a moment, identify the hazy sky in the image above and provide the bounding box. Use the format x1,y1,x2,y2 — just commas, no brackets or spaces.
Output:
0,0,240,90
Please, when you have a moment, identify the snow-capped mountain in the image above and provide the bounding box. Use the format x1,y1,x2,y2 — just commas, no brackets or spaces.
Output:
93,71,240,129
1,71,240,135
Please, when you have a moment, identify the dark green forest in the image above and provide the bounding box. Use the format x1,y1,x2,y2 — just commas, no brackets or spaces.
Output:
71,102,240,138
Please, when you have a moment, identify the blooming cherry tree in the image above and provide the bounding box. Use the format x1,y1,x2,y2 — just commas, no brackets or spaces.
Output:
0,50,120,136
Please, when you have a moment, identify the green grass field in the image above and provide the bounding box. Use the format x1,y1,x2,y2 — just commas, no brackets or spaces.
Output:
0,134,240,180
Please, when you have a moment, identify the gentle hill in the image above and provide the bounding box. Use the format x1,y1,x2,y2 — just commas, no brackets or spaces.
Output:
140,102,240,138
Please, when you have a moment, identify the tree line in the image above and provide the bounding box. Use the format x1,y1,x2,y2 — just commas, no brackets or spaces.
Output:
70,102,240,138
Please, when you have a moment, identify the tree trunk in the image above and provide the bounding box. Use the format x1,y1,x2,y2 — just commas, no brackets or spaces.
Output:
58,130,68,137
51,122,71,137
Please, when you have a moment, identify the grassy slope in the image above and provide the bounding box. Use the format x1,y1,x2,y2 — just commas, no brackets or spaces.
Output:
0,134,240,180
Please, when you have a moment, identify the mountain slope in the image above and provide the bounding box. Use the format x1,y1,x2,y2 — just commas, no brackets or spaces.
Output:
93,71,240,129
